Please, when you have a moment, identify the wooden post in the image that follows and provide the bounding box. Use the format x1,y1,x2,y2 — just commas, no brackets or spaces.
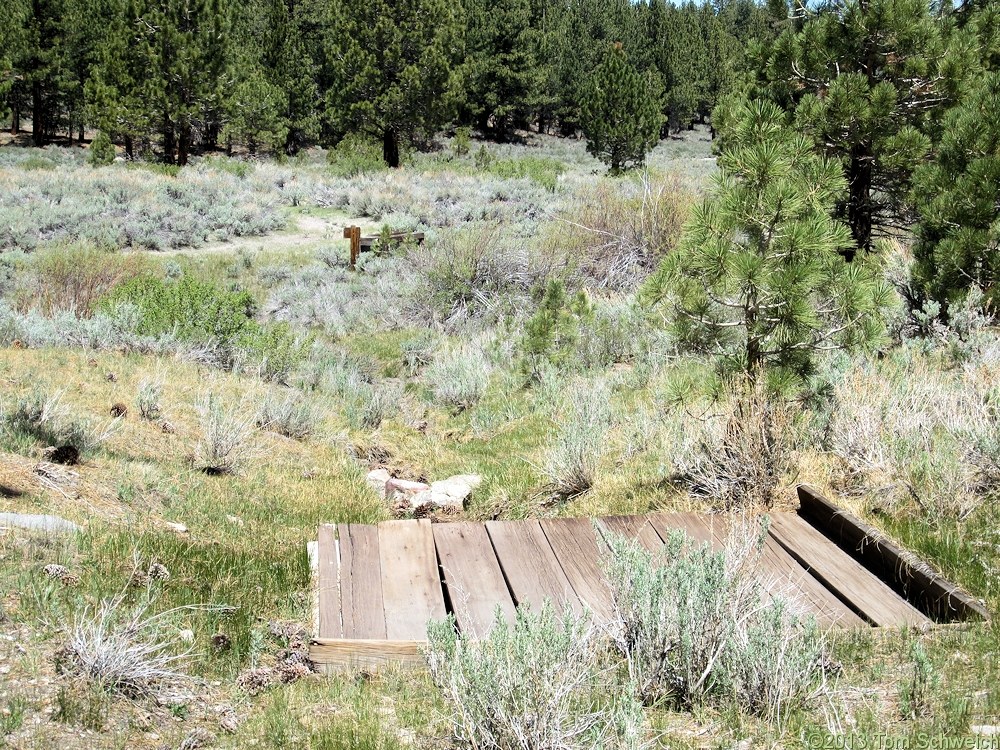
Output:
343,226,361,269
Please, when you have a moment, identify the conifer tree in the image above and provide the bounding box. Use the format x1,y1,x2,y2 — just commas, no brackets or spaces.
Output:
223,62,288,155
325,0,464,167
581,44,664,173
911,71,1000,311
643,99,891,384
761,0,976,256
462,0,542,138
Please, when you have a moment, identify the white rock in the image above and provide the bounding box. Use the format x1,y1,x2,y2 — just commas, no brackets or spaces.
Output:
365,468,391,498
165,521,189,534
385,477,430,496
178,629,195,643
409,474,482,509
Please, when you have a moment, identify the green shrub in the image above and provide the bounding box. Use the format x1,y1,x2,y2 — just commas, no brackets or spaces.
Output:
483,155,564,192
88,131,116,167
453,126,471,157
201,155,252,179
426,604,646,750
327,134,388,177
520,280,593,381
127,161,181,178
99,274,308,380
18,155,57,171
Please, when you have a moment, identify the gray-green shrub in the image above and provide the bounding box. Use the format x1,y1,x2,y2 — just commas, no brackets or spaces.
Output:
542,381,611,501
426,345,491,411
193,394,260,474
1,389,117,456
602,522,826,724
425,604,646,750
255,390,322,439
135,378,164,421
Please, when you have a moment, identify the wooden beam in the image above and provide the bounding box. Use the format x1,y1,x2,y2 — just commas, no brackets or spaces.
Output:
309,638,425,672
797,485,989,622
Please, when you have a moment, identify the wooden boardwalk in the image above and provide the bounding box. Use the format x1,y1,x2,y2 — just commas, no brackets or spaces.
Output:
310,495,986,669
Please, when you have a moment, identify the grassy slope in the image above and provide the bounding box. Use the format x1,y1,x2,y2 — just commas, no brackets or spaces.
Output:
0,130,997,748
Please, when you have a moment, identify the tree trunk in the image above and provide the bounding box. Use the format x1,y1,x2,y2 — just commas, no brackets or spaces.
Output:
178,124,191,166
124,135,134,161
11,100,19,134
32,81,44,147
382,126,400,168
163,123,176,164
845,142,873,261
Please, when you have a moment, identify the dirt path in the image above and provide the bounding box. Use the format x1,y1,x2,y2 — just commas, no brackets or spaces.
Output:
153,211,373,256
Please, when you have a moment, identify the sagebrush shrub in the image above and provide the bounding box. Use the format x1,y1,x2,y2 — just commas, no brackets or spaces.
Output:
255,390,321,439
426,345,491,411
425,604,646,750
1,389,115,456
193,394,259,474
828,353,1000,519
602,521,825,725
542,381,611,501
135,378,164,421
670,384,795,510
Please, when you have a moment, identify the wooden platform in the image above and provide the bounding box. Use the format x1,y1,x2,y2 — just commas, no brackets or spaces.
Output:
311,492,986,671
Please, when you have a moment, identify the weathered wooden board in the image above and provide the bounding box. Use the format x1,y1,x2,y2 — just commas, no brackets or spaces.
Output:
797,486,989,622
486,519,581,613
340,524,386,639
317,524,342,638
598,515,664,553
769,513,931,627
379,519,446,641
540,517,614,623
310,638,425,672
433,521,516,637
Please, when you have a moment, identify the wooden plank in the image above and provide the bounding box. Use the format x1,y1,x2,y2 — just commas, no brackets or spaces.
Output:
340,524,386,639
540,518,615,624
433,522,516,637
797,486,989,622
317,524,343,638
769,513,931,627
598,515,664,553
379,519,447,641
309,639,425,671
486,520,581,613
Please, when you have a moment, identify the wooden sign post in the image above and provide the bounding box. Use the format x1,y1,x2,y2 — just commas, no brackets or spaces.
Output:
343,225,362,269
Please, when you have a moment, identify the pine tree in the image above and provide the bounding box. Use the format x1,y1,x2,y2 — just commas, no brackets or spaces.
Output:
761,0,977,256
223,62,288,155
643,99,891,384
136,0,230,164
581,44,664,173
85,0,153,158
325,0,464,167
911,71,1000,311
462,0,542,138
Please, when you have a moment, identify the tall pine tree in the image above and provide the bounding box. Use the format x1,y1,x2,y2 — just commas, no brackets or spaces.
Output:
325,0,464,167
581,43,664,173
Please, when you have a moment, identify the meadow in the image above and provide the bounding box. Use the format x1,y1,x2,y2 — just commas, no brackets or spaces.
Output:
0,128,997,750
